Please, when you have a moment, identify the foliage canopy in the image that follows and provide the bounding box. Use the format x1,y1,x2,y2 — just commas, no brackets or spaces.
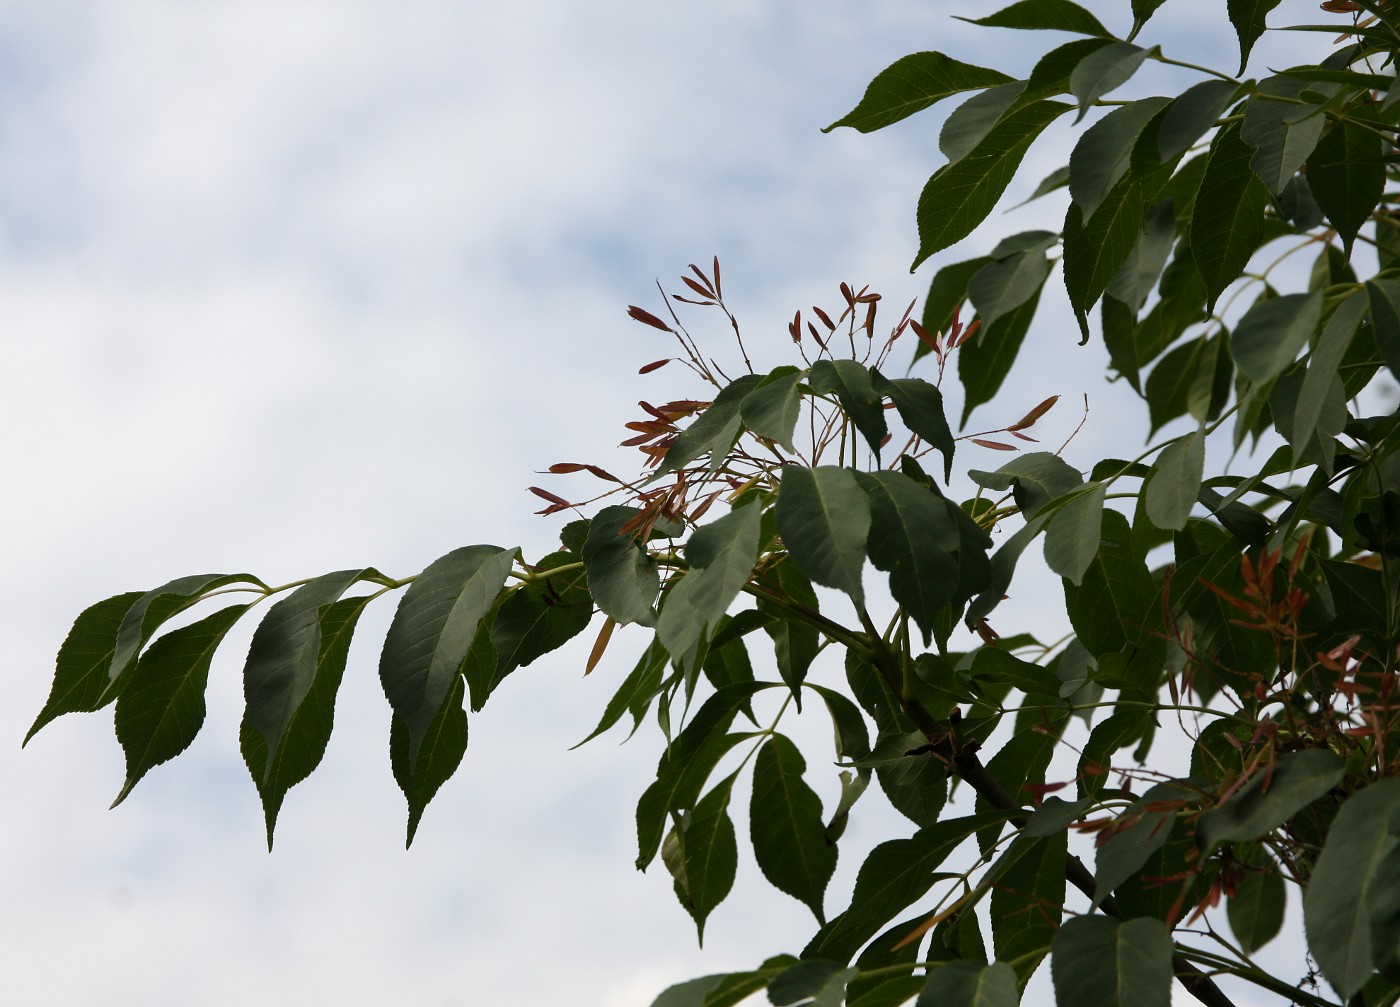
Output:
27,2,1400,1005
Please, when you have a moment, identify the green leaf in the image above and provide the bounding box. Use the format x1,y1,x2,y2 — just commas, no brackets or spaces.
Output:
957,279,1046,424
809,360,887,458
112,603,249,807
103,573,263,707
658,373,766,475
1304,778,1400,999
1227,0,1284,75
1010,163,1070,209
1062,509,1164,688
488,549,592,687
1308,114,1386,257
1158,80,1243,161
740,366,805,454
921,257,991,360
635,683,767,870
379,545,515,768
776,465,870,607
1069,43,1150,123
966,511,1051,626
1093,780,1195,906
969,451,1083,518
245,569,377,772
916,960,1019,1007
1367,277,1400,384
1079,711,1153,798
858,470,967,644
1240,75,1331,195
657,502,762,675
673,771,739,945
961,0,1112,37
1228,867,1286,954
1071,98,1171,221
1131,0,1170,34
872,373,955,481
1189,121,1271,311
871,731,948,828
583,506,660,627
750,735,837,922
1051,915,1173,1007
913,99,1072,268
967,238,1056,333
26,591,144,743
1063,140,1176,338
769,961,859,1007
974,726,1056,853
825,52,1014,133
940,83,1026,166
241,594,374,847
1230,290,1322,384
1044,482,1107,585
389,673,467,848
755,557,820,698
990,833,1067,985
804,812,1012,963
1197,748,1345,852
1145,427,1205,531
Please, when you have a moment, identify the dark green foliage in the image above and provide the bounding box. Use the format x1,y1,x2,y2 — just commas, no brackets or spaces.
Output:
29,5,1400,1007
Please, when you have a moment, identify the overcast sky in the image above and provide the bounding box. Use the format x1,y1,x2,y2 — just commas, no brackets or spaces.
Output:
1,3,1340,1005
